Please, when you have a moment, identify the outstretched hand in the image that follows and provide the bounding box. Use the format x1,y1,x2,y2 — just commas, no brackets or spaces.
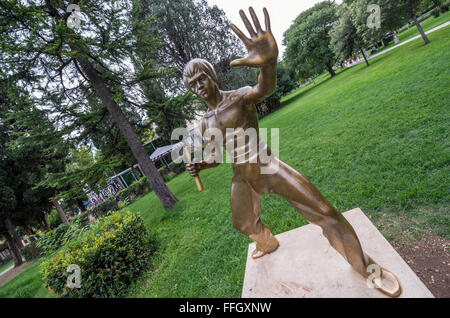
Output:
230,7,278,68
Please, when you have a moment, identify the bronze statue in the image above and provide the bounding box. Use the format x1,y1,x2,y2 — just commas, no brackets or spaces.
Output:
183,7,401,297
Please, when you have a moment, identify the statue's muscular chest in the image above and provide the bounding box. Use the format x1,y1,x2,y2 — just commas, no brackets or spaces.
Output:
202,91,258,137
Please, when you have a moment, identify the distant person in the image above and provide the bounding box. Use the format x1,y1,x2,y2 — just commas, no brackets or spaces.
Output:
394,35,400,44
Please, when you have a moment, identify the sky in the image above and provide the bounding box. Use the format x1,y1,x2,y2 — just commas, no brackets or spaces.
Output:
206,0,342,56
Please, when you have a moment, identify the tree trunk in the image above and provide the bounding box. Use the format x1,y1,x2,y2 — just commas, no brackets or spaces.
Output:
40,214,50,231
411,11,430,44
325,63,336,77
36,215,45,231
5,216,23,249
361,48,370,66
53,199,68,223
72,47,178,210
3,231,22,267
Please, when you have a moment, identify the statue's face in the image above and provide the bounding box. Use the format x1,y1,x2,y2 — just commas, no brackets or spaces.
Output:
186,71,217,101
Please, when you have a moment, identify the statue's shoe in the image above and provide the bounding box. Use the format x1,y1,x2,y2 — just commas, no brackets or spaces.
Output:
249,226,280,259
374,267,402,297
251,238,279,259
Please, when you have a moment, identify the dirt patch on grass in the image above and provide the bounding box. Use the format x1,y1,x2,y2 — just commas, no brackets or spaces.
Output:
0,261,34,287
392,233,449,298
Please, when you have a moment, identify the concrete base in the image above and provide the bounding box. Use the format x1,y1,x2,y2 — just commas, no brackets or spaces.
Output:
242,208,433,298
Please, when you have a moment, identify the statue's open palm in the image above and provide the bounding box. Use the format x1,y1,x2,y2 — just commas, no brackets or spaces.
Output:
230,7,278,68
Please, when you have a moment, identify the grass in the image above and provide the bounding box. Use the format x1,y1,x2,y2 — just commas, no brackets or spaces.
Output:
123,27,450,297
0,259,52,298
0,260,13,274
1,25,448,299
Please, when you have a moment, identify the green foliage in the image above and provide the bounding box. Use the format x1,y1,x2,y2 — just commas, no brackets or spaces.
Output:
350,0,409,46
148,92,200,141
90,197,118,218
0,76,69,233
35,223,72,255
46,209,63,229
0,0,175,212
329,2,363,62
40,210,154,297
133,0,247,93
117,176,151,203
20,243,42,262
283,1,339,80
432,7,441,16
158,162,187,182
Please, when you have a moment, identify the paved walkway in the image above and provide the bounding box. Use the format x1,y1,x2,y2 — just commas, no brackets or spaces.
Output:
348,21,450,68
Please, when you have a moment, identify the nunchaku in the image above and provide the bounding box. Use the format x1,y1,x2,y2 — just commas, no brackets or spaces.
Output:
184,146,204,192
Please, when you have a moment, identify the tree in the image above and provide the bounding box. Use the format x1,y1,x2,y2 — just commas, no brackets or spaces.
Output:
132,0,257,140
0,0,178,210
329,2,371,66
134,0,255,93
351,0,434,47
0,75,68,266
283,1,339,80
398,0,436,44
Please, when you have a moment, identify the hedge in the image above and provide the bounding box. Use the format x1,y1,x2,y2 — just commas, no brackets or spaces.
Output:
117,176,150,202
90,196,118,218
36,220,90,256
40,210,154,297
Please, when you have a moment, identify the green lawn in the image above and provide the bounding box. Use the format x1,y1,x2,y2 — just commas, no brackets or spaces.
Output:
123,27,450,297
0,260,13,274
1,26,448,299
0,259,52,298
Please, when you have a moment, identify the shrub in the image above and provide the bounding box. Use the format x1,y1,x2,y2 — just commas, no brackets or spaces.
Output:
168,161,186,175
117,186,133,202
71,210,91,227
40,210,154,297
432,7,440,17
441,4,449,12
117,177,151,203
36,222,71,255
90,196,118,218
47,209,63,229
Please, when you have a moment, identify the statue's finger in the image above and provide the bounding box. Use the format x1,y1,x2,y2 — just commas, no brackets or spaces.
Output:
263,7,271,32
249,7,262,33
239,9,256,37
230,23,250,46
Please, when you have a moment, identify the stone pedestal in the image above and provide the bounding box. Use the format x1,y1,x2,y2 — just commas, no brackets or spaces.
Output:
242,208,433,298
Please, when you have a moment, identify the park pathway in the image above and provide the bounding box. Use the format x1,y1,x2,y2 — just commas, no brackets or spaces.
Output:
348,21,450,68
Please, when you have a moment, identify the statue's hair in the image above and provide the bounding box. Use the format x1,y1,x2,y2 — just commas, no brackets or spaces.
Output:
183,58,218,88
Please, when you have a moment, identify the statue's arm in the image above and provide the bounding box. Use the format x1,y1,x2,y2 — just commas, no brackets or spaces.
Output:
244,61,277,105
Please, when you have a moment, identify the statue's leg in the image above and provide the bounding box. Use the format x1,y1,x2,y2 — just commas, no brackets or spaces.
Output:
263,158,401,296
230,176,279,259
